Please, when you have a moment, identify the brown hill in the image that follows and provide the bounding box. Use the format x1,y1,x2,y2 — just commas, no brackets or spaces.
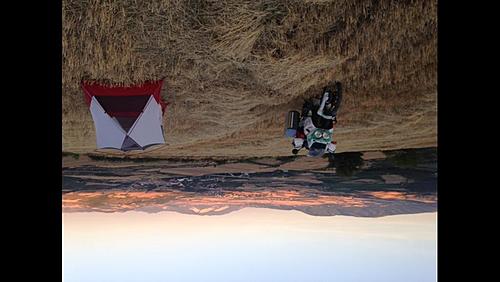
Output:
62,0,437,157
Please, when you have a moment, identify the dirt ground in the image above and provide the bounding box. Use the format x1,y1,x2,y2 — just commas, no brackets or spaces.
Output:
63,89,436,158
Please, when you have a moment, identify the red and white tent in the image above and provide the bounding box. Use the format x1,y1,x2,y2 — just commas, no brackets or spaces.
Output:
81,80,167,151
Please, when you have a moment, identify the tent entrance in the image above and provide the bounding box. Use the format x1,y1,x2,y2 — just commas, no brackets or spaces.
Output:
82,80,167,151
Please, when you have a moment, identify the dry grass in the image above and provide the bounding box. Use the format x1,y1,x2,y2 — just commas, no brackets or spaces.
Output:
62,0,437,156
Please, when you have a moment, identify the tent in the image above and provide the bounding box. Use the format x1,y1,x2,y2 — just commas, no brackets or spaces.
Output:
81,80,167,151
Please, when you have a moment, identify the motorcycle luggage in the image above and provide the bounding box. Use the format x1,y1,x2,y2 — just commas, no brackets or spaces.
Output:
285,110,300,137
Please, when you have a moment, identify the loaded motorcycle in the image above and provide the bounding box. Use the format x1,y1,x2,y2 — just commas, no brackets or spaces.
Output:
284,81,342,158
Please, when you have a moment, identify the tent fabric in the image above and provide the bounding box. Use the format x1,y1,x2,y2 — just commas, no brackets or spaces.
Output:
128,95,165,148
89,96,128,149
121,135,142,151
115,117,137,132
81,79,167,113
82,80,167,151
95,95,150,118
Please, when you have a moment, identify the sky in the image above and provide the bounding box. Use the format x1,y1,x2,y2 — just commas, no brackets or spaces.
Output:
63,208,437,282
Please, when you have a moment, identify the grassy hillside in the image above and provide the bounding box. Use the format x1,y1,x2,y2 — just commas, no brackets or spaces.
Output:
62,0,437,157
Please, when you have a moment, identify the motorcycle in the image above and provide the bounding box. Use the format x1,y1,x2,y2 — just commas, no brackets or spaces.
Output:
285,81,342,157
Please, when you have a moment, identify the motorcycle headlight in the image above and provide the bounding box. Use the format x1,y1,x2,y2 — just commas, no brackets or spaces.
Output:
322,132,330,139
314,131,323,138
